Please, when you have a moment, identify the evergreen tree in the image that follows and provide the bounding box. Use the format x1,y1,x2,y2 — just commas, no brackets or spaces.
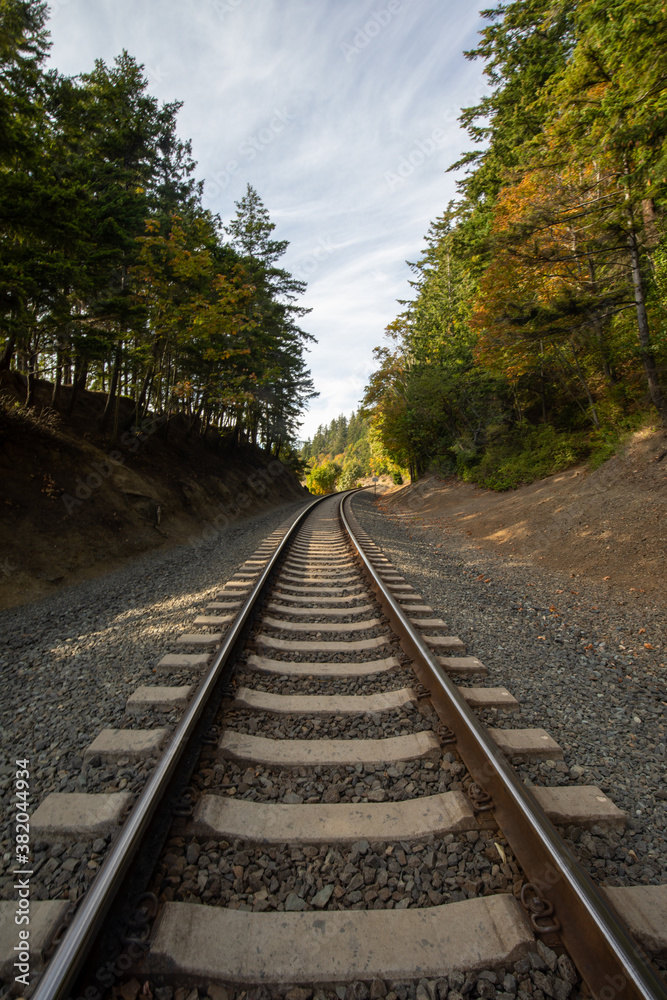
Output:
224,184,315,450
0,30,316,453
0,0,51,375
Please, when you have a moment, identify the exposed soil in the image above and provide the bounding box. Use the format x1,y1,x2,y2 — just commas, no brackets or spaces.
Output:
0,373,309,609
376,427,667,604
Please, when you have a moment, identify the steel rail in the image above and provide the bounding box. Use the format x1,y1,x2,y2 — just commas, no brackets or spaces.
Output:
341,493,667,1000
32,493,334,1000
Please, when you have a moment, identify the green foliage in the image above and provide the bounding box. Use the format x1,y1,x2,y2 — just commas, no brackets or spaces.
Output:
586,417,645,470
0,21,315,453
300,409,406,491
301,411,368,464
337,464,363,490
457,417,645,490
277,444,309,479
305,460,341,495
458,424,588,490
363,0,667,488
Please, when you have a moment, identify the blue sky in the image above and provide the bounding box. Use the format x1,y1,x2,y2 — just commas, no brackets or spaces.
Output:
46,0,489,439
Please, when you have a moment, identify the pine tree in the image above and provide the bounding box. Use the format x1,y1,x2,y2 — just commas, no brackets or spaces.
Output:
0,0,51,376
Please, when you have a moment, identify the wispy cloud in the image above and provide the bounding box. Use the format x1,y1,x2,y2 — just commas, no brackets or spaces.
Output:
46,0,488,437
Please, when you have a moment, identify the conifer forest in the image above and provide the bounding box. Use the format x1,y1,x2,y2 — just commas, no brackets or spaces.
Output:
358,0,667,489
3,1,667,491
1,1,315,461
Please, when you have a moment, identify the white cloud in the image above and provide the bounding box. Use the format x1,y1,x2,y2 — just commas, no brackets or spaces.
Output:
45,0,488,437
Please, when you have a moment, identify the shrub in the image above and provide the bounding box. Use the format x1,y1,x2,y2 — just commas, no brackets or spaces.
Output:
461,425,589,491
305,461,341,494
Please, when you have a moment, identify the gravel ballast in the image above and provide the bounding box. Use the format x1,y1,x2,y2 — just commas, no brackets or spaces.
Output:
0,499,310,905
222,705,434,741
198,749,468,805
150,830,522,911
350,491,667,889
3,488,664,1000
233,663,417,697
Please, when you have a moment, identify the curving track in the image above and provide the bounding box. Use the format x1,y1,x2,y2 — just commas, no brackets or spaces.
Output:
19,491,667,1000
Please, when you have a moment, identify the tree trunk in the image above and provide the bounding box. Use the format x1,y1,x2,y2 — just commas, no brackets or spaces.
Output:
111,392,121,443
185,397,205,440
67,368,79,417
67,356,89,416
51,347,62,409
203,405,212,435
539,341,548,423
137,367,153,420
626,221,667,425
25,351,38,407
0,332,16,372
586,257,616,387
100,340,123,432
642,198,659,250
570,342,600,429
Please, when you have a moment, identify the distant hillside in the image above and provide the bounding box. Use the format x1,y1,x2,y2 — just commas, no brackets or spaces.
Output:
299,411,404,493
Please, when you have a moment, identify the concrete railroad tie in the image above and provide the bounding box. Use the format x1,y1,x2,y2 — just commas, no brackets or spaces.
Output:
146,895,534,984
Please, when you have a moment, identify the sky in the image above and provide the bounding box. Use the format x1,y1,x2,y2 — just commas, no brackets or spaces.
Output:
45,0,489,439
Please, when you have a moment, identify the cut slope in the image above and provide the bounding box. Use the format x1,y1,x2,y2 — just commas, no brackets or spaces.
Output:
0,375,308,609
377,428,667,602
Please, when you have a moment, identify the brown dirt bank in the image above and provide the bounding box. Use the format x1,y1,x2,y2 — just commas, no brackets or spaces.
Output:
377,427,667,605
0,374,309,610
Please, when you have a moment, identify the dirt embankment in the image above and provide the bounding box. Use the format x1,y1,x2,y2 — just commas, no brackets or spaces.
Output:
377,427,667,604
0,374,309,609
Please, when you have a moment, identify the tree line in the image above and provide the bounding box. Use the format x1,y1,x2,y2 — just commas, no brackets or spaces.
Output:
1,1,315,460
300,411,369,464
300,410,404,492
363,0,667,489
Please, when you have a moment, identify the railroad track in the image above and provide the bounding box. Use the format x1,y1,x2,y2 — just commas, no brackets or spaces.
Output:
9,491,667,1000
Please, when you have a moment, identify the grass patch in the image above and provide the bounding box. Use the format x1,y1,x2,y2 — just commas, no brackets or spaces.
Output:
0,393,62,441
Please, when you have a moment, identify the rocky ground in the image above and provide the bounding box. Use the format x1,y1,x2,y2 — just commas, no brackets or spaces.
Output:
0,498,311,909
1,465,665,999
350,490,667,888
